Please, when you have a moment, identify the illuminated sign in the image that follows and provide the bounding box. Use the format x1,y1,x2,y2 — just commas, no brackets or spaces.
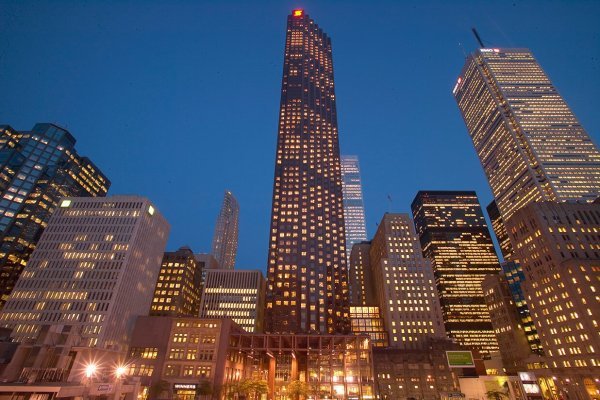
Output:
293,9,303,17
480,48,500,53
452,77,463,95
446,351,475,368
60,199,72,208
523,384,541,394
174,384,197,390
148,205,155,215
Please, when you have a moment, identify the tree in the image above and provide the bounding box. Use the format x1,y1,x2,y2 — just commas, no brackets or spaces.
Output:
239,377,269,400
287,380,309,400
486,389,509,400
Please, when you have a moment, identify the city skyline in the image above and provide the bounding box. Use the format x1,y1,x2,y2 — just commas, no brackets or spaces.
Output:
0,2,599,272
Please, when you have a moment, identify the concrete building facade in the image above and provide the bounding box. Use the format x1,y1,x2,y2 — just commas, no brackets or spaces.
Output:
0,196,169,350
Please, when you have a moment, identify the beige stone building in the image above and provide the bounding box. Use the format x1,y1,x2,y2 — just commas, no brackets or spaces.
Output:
506,201,600,399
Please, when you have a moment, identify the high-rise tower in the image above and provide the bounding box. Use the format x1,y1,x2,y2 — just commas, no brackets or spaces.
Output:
211,191,239,270
341,155,368,266
411,191,500,357
0,123,110,310
265,10,349,334
453,48,600,222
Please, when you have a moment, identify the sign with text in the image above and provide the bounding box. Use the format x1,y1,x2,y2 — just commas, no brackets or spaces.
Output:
446,351,475,368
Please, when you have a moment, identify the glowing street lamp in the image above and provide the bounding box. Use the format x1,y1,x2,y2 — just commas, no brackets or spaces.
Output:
115,366,127,379
85,363,97,378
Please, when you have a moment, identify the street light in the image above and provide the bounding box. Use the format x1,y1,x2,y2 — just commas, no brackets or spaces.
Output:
85,363,98,378
115,366,127,379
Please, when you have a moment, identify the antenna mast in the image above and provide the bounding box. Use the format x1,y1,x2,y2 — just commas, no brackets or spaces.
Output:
471,28,485,48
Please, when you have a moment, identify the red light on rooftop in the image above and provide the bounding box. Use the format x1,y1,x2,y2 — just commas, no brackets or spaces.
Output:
293,9,303,17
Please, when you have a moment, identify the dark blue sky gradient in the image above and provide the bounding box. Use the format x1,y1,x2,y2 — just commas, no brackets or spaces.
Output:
1,1,599,271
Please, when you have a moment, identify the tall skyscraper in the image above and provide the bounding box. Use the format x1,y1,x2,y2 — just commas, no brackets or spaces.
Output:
265,10,349,334
370,213,446,349
341,155,368,266
150,246,203,317
199,269,265,333
211,191,239,270
0,196,169,350
453,48,600,222
411,191,500,356
0,123,110,310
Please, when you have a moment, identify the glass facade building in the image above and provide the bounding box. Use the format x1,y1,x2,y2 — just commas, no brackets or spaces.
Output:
341,155,368,267
453,48,600,222
211,191,239,270
0,123,109,310
411,191,500,357
265,10,349,334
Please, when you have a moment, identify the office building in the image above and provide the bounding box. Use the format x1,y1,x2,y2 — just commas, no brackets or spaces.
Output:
199,269,265,333
500,261,543,355
370,213,446,349
453,48,600,222
127,316,245,400
411,191,500,356
486,200,514,260
373,339,463,400
482,274,536,374
150,246,203,317
0,123,110,310
265,9,349,334
349,241,374,306
506,201,600,393
347,242,388,347
341,155,368,266
0,196,169,350
211,191,239,270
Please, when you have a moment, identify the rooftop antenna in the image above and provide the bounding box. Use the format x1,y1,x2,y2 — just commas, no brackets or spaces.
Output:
458,42,467,58
471,28,485,48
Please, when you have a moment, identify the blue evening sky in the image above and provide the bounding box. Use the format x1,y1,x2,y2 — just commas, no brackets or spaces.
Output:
1,1,599,271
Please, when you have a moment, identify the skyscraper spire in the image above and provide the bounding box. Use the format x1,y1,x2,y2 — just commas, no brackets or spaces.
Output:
265,10,349,334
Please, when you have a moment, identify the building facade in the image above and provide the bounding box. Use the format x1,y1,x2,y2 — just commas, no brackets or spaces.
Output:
0,123,110,310
199,269,265,333
505,201,600,396
341,155,368,267
486,200,514,260
453,48,600,223
349,241,374,306
150,246,203,317
127,316,245,400
265,10,349,334
500,261,543,356
0,196,169,350
482,274,536,374
370,213,446,349
348,242,388,347
411,191,500,357
373,339,462,400
211,191,239,270
228,333,375,400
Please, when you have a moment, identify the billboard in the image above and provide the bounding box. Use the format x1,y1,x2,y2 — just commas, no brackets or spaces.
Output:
446,351,475,368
